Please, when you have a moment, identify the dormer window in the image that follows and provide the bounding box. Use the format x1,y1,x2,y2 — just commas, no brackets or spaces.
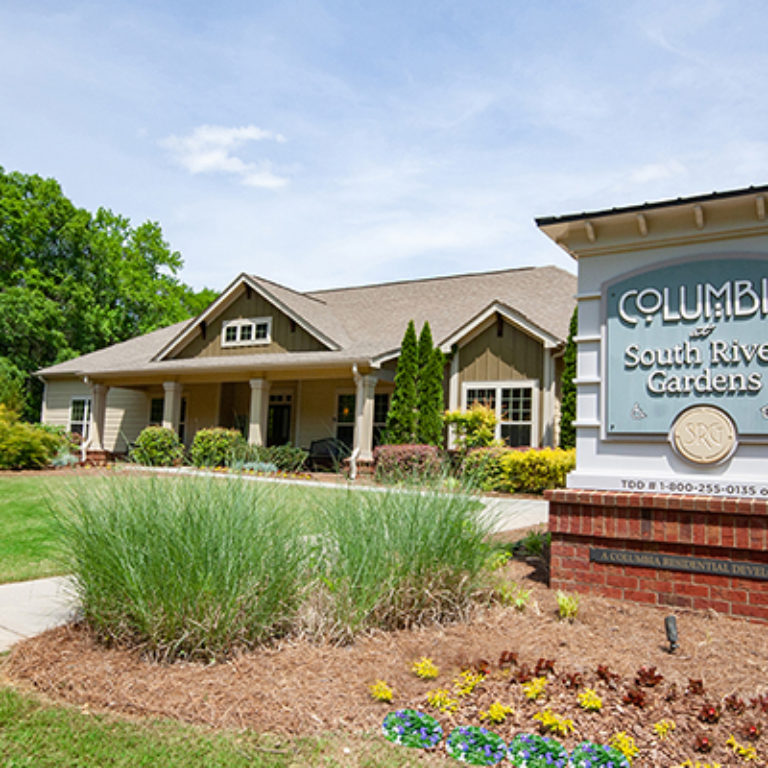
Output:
222,317,272,347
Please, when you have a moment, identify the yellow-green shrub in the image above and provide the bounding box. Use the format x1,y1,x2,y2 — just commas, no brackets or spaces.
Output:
463,446,575,494
0,405,64,469
497,448,575,493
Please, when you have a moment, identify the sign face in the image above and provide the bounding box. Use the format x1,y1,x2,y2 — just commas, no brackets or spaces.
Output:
590,547,768,581
605,257,768,444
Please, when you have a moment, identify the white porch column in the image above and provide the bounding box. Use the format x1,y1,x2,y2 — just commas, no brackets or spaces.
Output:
353,373,378,461
162,382,183,434
248,378,270,446
90,383,109,450
447,350,460,449
542,349,556,447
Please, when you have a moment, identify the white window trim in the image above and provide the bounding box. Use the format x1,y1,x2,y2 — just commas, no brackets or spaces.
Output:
461,379,539,448
222,317,272,347
68,396,92,441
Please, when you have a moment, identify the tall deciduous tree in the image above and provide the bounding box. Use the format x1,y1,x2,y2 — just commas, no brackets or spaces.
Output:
559,307,578,449
0,166,216,420
385,320,418,443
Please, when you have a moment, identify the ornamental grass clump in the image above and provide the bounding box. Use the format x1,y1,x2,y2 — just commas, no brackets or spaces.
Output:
307,487,493,641
55,476,307,661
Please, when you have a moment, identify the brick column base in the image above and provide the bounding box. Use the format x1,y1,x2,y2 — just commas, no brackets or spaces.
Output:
545,489,768,623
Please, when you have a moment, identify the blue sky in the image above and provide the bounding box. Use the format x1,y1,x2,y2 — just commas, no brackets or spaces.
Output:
2,0,768,292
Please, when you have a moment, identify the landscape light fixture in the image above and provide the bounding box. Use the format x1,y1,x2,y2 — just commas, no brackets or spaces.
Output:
665,615,678,653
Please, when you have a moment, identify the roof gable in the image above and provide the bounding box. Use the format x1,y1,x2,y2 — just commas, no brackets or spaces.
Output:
154,274,341,361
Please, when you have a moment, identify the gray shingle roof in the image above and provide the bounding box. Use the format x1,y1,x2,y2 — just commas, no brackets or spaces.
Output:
38,266,576,378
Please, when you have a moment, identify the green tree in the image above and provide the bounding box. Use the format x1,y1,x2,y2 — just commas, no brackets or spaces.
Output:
559,307,578,449
416,323,444,445
385,320,418,443
0,167,215,421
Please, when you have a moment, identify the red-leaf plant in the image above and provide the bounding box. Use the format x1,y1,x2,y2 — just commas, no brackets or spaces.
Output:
635,666,664,687
623,687,648,708
698,704,721,724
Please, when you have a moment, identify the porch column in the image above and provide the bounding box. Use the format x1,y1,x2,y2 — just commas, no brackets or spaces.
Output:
353,374,377,461
447,350,460,449
90,383,109,450
162,382,183,434
248,378,270,446
542,349,556,448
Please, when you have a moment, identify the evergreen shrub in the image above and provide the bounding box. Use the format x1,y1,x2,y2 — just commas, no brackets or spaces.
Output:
130,426,184,467
0,405,63,469
188,427,245,467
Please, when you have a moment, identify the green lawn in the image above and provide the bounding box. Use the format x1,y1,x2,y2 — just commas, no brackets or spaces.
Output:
0,687,427,767
0,471,358,585
0,474,72,583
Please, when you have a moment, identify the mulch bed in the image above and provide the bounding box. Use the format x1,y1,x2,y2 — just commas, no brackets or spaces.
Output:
4,558,768,766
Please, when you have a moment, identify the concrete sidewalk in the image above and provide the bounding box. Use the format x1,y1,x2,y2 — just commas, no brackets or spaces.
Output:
0,495,547,654
0,576,76,653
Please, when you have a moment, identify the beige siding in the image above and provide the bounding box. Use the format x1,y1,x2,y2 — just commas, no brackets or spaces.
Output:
296,378,349,447
184,383,220,444
104,389,149,451
458,319,546,446
43,380,147,452
173,290,327,359
458,320,543,385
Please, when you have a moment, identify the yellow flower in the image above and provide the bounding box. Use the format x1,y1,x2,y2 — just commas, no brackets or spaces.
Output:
522,676,548,700
610,732,638,764
480,702,514,724
369,680,393,702
533,709,573,736
426,688,459,714
653,719,676,740
578,688,603,712
411,656,439,679
453,669,485,697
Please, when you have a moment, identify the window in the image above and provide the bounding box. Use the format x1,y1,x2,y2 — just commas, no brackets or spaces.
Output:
336,393,356,449
149,397,164,425
221,317,272,347
68,397,91,441
373,392,390,447
463,381,537,447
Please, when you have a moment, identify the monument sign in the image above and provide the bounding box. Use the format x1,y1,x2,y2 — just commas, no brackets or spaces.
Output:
536,186,768,622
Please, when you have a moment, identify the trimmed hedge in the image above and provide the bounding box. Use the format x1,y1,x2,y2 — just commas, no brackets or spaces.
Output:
130,426,184,467
462,446,575,494
373,443,442,482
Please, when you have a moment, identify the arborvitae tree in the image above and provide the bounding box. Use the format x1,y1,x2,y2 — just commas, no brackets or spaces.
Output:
417,346,445,445
417,322,434,375
385,320,418,443
559,306,578,449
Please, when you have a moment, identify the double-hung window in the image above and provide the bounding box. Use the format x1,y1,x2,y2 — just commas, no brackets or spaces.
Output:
463,381,538,447
68,397,92,441
222,317,272,347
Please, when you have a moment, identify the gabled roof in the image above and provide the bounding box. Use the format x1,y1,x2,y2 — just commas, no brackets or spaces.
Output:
38,265,576,379
154,273,345,360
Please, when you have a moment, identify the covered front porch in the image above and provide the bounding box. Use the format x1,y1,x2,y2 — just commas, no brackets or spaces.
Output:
82,363,395,464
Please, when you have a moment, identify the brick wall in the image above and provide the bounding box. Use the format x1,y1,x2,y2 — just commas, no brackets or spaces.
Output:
546,489,768,622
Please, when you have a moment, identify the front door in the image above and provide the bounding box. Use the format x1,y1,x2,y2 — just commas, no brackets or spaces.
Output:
267,394,292,446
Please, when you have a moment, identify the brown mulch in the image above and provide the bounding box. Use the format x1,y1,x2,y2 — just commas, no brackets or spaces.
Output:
4,558,768,766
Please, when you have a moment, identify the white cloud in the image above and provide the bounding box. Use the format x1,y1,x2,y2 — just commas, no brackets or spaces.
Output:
161,125,288,188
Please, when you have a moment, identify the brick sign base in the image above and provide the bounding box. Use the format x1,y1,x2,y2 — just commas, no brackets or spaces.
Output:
545,489,768,623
